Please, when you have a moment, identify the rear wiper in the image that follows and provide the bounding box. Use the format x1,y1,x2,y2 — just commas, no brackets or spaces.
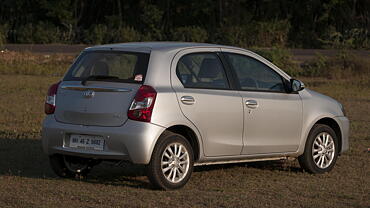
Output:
81,75,120,85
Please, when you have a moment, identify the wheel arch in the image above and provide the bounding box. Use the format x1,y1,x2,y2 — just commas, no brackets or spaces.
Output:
300,117,343,155
164,125,201,162
315,117,342,153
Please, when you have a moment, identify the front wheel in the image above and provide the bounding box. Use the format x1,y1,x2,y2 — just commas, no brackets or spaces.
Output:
147,131,194,190
298,124,339,174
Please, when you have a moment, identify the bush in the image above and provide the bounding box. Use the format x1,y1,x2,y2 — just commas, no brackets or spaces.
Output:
82,24,109,44
0,25,7,48
83,26,142,44
140,4,164,41
171,26,208,42
345,28,370,49
251,48,369,79
214,26,249,47
300,53,328,77
251,47,301,77
17,22,62,43
114,27,142,43
254,20,290,47
0,32,4,48
319,27,370,49
301,51,370,79
215,20,291,48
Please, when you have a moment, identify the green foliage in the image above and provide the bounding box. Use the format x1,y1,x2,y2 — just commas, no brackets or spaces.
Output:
83,25,109,44
319,27,370,49
215,26,248,48
253,20,291,47
301,51,370,78
40,0,75,26
140,4,164,40
0,0,368,48
0,34,3,47
83,26,142,44
334,50,370,76
0,25,7,47
115,27,142,43
251,47,301,77
250,47,369,79
215,20,290,48
171,26,208,42
17,22,62,44
300,53,329,77
345,28,370,49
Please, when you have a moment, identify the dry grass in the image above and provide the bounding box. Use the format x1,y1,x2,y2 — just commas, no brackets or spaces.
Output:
0,54,369,207
0,51,75,76
0,75,59,138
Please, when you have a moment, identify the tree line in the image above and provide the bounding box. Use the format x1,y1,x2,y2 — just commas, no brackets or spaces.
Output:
0,0,369,48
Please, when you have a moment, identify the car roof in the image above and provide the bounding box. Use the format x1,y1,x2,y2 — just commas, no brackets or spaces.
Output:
84,42,243,53
83,41,291,80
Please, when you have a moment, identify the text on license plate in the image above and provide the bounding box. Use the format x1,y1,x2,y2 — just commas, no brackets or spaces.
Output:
69,134,105,151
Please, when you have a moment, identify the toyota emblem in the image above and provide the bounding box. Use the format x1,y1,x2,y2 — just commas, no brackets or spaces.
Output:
83,90,95,98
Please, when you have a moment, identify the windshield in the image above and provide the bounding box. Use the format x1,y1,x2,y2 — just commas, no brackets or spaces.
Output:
63,51,150,83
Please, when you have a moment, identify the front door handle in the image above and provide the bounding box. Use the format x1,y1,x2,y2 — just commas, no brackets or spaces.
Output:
181,96,195,105
245,100,258,109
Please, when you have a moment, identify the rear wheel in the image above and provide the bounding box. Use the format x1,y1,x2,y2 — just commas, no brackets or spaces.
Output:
49,154,99,178
147,131,194,190
298,124,339,174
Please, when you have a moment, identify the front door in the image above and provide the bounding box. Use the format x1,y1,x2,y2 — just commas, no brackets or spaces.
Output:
223,52,303,155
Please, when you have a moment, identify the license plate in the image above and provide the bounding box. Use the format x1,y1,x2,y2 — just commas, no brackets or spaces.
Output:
69,134,105,151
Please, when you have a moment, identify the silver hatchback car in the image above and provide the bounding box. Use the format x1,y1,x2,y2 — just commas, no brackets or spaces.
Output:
42,42,349,190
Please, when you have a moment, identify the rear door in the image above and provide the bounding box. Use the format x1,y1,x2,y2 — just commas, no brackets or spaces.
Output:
55,51,150,127
222,51,303,155
171,48,244,157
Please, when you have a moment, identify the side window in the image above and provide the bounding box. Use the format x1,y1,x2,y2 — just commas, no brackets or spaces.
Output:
225,53,286,92
176,53,229,89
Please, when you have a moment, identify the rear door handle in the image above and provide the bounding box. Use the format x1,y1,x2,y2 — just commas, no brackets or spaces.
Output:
245,100,258,109
181,96,195,105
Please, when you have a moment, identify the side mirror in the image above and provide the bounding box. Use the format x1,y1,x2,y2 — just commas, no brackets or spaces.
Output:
291,79,305,92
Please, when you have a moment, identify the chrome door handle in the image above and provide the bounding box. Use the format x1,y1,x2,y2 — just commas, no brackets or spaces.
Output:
245,100,258,109
181,96,195,105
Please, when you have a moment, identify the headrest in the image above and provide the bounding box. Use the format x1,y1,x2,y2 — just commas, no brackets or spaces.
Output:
93,61,109,76
198,58,223,79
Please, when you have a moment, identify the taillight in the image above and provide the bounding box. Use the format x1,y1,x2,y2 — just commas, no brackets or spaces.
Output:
127,85,157,122
45,81,61,114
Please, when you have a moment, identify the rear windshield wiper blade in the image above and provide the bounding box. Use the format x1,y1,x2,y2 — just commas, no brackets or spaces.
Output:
81,75,120,85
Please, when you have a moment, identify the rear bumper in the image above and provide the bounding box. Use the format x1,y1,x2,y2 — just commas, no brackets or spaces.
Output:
333,116,350,154
41,116,165,164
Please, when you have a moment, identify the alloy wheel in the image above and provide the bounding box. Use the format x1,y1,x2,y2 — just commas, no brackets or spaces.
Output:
312,132,335,169
161,143,190,183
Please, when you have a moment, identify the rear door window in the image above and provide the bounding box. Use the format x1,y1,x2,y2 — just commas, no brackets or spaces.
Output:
176,53,230,89
64,51,150,83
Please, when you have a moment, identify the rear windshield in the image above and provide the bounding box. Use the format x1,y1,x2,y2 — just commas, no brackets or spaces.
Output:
63,51,150,83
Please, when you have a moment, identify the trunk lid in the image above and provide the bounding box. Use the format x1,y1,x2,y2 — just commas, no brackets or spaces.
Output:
55,81,140,126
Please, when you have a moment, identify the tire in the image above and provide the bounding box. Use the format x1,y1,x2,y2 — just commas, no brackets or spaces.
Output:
298,124,339,174
49,154,97,178
147,131,194,190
